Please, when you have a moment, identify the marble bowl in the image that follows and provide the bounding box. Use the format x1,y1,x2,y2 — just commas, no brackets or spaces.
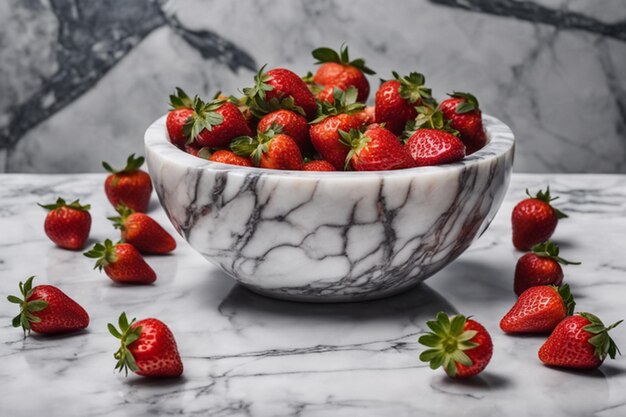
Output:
145,115,514,302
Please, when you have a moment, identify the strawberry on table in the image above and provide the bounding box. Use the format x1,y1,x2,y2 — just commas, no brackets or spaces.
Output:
103,154,153,213
231,125,303,171
340,126,414,171
439,92,487,154
303,160,336,171
7,276,89,335
311,44,375,103
166,87,194,148
39,197,91,250
501,284,575,334
84,239,156,284
108,204,176,255
309,87,367,170
512,187,568,251
185,96,251,148
375,72,434,135
209,150,254,167
419,312,493,378
514,241,580,296
108,312,183,378
244,66,317,119
257,109,312,155
539,313,622,369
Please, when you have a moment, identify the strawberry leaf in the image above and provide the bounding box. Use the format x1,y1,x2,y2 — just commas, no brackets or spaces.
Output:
109,312,142,376
102,154,145,174
7,276,48,336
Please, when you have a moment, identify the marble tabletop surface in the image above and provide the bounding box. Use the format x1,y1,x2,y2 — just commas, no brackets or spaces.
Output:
1,173,625,417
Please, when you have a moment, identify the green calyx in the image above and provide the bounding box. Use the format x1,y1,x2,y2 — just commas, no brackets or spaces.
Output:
310,86,365,123
393,71,435,105
556,284,576,316
418,312,479,378
311,43,376,75
530,241,581,266
579,312,623,361
230,123,282,166
108,312,142,376
301,71,324,95
448,91,480,114
38,197,91,212
242,65,306,118
403,104,458,140
107,203,135,231
182,96,226,145
338,128,369,170
526,186,568,219
102,154,145,175
168,87,194,110
7,276,48,336
83,239,118,271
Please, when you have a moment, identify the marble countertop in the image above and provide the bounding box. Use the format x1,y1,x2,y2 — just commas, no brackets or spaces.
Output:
1,173,625,417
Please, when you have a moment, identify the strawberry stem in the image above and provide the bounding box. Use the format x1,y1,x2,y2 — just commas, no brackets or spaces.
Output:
84,239,118,271
38,197,91,212
108,312,142,376
7,276,48,336
531,241,581,265
102,154,145,175
579,312,623,361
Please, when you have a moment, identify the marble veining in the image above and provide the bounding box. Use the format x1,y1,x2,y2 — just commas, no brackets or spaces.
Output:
0,173,625,416
145,115,514,301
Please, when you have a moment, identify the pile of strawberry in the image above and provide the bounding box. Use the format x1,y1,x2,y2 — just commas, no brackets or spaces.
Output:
8,155,183,378
418,187,622,378
166,44,487,171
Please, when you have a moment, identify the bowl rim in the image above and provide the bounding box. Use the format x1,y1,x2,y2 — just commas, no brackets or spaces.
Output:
144,113,514,178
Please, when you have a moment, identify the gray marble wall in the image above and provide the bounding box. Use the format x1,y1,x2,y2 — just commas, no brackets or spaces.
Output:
0,0,624,173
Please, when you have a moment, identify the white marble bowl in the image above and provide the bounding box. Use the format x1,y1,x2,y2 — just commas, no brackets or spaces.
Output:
145,115,514,302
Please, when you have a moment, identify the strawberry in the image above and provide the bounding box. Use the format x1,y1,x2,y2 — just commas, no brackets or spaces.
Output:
539,313,622,369
340,126,414,171
512,187,568,250
244,66,317,119
309,87,367,170
166,87,194,148
501,284,575,334
303,160,336,171
257,109,312,155
39,197,91,250
311,44,375,103
108,312,183,378
103,154,153,213
185,96,251,148
514,241,580,296
440,92,487,154
419,312,493,378
84,239,156,284
231,126,303,170
209,149,253,167
7,276,89,335
108,204,176,255
375,72,434,135
405,129,465,166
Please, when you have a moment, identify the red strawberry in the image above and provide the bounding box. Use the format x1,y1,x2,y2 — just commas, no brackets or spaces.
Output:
309,87,367,170
341,126,414,171
39,197,91,250
406,129,465,166
166,87,194,148
375,72,434,135
109,204,176,255
84,239,156,284
539,313,622,369
419,312,493,378
209,150,253,167
231,127,303,170
512,187,568,251
257,109,312,154
303,160,336,171
311,44,375,103
501,284,575,333
7,276,89,335
185,96,251,148
108,312,183,378
440,92,487,154
244,66,317,119
514,241,580,296
103,154,153,212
